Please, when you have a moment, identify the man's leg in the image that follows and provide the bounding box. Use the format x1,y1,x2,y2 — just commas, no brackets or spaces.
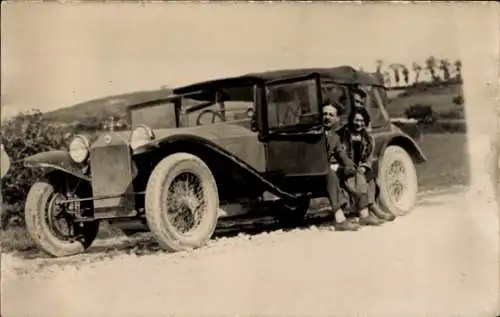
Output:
356,191,385,226
365,177,396,221
326,169,360,231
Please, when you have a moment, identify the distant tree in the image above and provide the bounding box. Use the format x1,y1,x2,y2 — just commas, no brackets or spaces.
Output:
439,59,451,81
454,60,462,80
401,64,410,86
412,62,422,83
389,64,401,86
425,56,439,82
382,71,391,86
375,59,384,77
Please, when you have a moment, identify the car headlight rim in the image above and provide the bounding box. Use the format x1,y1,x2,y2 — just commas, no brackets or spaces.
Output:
69,134,90,163
130,124,155,149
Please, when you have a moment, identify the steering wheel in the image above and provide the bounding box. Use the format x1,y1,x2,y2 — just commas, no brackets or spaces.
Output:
196,109,224,125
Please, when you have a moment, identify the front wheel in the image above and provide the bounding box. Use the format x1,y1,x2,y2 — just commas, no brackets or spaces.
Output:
24,181,99,257
145,153,219,252
377,145,418,216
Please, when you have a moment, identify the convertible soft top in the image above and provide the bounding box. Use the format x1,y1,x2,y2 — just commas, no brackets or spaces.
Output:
173,65,384,97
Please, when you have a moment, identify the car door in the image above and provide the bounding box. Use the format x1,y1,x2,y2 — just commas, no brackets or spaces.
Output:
255,75,329,178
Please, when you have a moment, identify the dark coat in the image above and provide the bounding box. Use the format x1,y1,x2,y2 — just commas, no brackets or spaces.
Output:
336,125,376,172
335,125,379,211
324,128,355,170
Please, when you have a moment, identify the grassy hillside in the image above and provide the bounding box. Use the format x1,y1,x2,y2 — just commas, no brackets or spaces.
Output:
43,88,174,124
386,83,464,118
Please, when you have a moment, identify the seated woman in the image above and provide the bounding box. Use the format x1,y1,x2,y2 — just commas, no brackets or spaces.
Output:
336,104,396,225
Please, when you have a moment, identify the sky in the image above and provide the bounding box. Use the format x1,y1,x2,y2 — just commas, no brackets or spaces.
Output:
1,2,498,119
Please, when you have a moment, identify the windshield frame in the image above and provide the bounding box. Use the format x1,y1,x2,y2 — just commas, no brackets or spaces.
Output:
126,96,182,129
127,87,257,129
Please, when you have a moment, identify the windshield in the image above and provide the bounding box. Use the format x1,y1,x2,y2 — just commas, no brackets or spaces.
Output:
183,100,254,126
129,101,178,129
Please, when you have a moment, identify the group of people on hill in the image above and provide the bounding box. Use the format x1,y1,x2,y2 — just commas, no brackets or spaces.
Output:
322,86,396,231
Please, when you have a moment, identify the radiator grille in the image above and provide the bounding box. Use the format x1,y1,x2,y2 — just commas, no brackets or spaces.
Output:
89,133,135,213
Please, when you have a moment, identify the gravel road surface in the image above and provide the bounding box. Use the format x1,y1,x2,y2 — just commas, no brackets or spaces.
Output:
2,187,498,317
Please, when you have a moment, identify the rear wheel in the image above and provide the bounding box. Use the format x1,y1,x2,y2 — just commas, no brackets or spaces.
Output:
145,153,219,252
377,145,418,216
24,181,99,257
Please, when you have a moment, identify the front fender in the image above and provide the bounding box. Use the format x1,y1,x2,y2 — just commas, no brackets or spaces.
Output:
23,150,90,181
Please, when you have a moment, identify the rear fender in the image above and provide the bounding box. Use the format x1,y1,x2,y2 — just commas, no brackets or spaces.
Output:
23,150,90,181
137,134,301,201
372,133,427,177
383,134,428,163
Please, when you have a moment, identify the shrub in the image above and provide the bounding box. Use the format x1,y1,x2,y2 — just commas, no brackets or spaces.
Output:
0,110,71,229
404,104,437,123
452,95,464,106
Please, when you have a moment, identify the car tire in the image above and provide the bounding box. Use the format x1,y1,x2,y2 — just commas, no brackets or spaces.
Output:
377,145,418,216
274,198,310,228
145,153,219,252
24,181,99,257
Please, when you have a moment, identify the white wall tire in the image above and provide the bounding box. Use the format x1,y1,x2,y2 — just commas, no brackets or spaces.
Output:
24,181,99,257
377,145,419,216
145,153,219,252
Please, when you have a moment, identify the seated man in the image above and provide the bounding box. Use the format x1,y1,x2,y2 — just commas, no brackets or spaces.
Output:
336,102,396,225
322,102,360,231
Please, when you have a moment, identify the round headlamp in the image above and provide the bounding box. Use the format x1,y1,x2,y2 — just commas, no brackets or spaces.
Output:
69,135,90,163
130,125,154,149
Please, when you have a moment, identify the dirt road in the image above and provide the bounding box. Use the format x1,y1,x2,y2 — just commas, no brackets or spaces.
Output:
2,187,498,317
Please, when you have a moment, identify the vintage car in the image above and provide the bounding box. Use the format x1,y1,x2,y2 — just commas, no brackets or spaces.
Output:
23,66,427,257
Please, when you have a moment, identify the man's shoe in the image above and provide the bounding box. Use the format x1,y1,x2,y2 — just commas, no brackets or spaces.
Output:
334,220,360,231
359,214,384,226
369,205,396,222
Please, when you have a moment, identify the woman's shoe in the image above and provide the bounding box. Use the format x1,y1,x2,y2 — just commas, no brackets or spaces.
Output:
359,214,384,226
369,204,396,221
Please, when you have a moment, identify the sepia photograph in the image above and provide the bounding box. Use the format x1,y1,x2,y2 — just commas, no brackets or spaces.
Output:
1,2,498,317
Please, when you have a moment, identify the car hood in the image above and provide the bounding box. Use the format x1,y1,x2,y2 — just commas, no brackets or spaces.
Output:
105,122,257,150
110,121,266,171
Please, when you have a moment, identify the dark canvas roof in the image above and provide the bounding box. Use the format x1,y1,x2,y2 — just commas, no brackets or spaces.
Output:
173,65,384,97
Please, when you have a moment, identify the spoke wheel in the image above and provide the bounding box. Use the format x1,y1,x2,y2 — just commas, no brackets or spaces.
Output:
145,153,219,252
164,172,206,236
377,145,418,216
25,181,99,257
